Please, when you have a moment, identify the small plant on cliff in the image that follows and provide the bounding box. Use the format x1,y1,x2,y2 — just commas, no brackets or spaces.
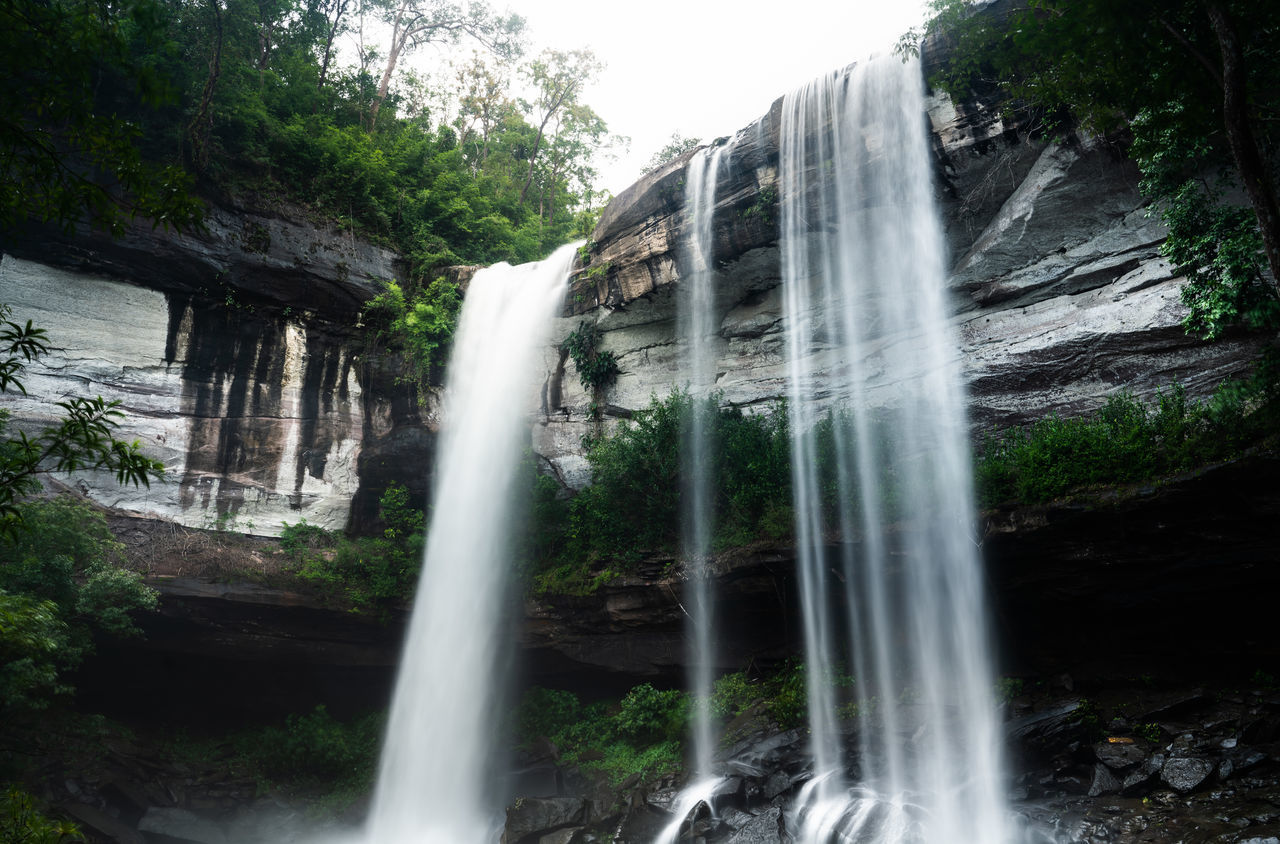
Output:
361,277,461,395
561,321,619,394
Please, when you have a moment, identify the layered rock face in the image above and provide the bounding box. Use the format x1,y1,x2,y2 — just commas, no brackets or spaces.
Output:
0,205,433,535
532,68,1268,488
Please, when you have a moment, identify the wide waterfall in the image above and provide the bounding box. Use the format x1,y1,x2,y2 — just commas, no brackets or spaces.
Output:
780,57,1011,843
361,243,579,843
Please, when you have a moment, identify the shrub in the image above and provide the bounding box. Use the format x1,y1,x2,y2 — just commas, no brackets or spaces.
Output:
0,787,82,843
975,360,1279,506
513,683,687,787
242,705,383,787
285,483,424,612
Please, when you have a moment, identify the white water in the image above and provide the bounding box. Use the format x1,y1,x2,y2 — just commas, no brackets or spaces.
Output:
680,142,728,781
779,57,1011,843
654,143,731,844
362,242,579,844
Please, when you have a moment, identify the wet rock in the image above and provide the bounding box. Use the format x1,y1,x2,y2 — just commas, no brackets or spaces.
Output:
59,802,146,844
503,797,587,844
726,806,784,843
1007,700,1088,754
138,807,227,843
645,788,679,813
1095,738,1148,770
720,807,755,830
1161,757,1216,794
1088,764,1122,797
761,772,792,801
538,829,583,844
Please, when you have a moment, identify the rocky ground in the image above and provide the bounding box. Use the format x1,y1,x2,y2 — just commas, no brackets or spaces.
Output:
503,678,1280,844
13,673,1279,844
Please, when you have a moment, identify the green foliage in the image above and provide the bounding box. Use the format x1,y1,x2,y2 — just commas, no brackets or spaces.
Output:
0,591,71,717
239,705,383,788
553,393,791,581
1137,722,1164,743
975,363,1280,505
362,277,461,390
0,498,157,716
284,483,424,612
643,132,702,174
739,184,778,226
0,787,83,843
615,684,688,745
0,0,202,234
561,322,619,393
513,684,686,786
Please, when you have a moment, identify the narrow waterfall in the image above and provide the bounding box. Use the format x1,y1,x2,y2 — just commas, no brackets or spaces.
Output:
362,243,580,843
680,143,728,781
779,57,1010,843
656,143,729,844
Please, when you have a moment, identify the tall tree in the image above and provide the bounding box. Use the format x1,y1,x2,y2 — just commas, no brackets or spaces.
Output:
518,47,602,206
367,0,523,129
453,51,516,174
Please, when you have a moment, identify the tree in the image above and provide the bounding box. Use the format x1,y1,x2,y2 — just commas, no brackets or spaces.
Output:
367,0,524,129
453,51,517,174
644,132,702,174
519,48,603,206
909,0,1280,338
0,0,203,234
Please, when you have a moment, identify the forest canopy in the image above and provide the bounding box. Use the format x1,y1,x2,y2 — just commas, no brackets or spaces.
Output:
0,0,623,273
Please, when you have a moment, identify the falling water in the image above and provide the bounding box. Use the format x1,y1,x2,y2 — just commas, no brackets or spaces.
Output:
655,143,729,844
780,57,1010,843
362,242,580,844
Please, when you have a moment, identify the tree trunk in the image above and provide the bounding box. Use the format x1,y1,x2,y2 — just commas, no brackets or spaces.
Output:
368,1,407,130
317,2,346,92
519,118,549,205
1205,2,1280,290
186,0,224,172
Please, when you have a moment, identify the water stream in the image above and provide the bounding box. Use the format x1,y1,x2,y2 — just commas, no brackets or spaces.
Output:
655,142,730,844
779,57,1011,843
361,242,580,844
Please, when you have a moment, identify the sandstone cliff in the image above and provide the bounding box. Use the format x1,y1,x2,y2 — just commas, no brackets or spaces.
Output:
1,203,433,535
531,70,1268,489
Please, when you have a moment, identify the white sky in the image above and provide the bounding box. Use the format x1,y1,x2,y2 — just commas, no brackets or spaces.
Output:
387,1,932,196
502,0,933,194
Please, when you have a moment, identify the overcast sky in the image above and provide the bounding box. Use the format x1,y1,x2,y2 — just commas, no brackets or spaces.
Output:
498,0,933,194
392,1,933,195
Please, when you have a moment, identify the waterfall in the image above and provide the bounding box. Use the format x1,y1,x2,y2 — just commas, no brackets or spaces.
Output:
362,242,579,844
680,143,729,782
779,57,1011,843
655,143,730,844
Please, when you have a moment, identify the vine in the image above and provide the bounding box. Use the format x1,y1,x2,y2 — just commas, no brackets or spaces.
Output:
561,321,619,430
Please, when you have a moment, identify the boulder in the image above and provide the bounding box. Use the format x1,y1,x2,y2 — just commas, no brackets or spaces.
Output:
503,797,588,844
1160,757,1215,794
726,806,785,844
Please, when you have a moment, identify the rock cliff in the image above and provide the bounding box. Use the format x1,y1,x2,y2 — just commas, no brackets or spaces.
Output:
0,203,433,535
532,66,1269,488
